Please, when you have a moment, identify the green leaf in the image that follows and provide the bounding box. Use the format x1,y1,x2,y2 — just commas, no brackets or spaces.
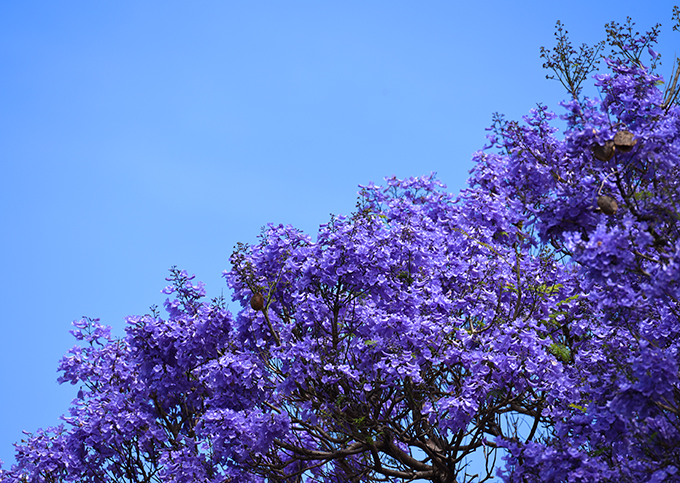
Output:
569,403,587,412
556,294,580,306
633,190,654,201
549,343,571,362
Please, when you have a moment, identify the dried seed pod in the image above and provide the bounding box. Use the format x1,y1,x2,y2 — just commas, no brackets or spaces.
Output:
592,140,616,161
597,195,618,215
613,130,636,152
250,292,265,311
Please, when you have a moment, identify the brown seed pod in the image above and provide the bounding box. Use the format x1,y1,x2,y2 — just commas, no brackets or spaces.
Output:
597,195,618,215
613,130,636,152
250,292,265,311
592,140,616,161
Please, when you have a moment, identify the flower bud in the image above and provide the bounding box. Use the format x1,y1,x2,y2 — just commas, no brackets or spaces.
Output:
250,292,265,311
597,195,618,215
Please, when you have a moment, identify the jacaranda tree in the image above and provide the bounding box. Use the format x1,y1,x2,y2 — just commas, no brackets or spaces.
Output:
2,9,679,483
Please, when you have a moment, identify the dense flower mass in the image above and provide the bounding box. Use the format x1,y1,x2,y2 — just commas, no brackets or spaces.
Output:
4,178,584,482
2,12,680,483
477,15,680,482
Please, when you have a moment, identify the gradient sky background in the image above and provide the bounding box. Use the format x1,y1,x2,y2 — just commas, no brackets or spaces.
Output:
1,0,678,474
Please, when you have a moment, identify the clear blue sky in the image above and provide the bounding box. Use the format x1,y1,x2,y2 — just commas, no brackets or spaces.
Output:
1,0,677,472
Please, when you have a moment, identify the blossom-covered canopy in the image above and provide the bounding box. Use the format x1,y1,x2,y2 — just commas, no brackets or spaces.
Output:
3,12,680,483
